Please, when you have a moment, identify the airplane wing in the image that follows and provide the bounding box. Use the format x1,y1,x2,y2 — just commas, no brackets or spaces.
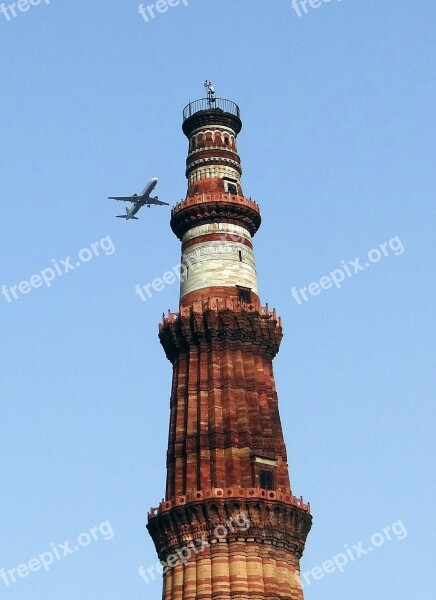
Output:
149,198,169,206
108,196,138,202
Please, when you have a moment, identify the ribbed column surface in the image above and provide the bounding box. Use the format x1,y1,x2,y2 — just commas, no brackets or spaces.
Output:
147,96,311,600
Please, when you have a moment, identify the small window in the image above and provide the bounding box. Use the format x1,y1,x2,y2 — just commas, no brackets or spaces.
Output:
237,286,251,303
259,470,274,490
227,183,237,195
238,251,242,262
224,136,230,146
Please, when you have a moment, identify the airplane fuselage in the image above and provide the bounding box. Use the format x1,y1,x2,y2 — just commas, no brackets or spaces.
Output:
131,179,158,213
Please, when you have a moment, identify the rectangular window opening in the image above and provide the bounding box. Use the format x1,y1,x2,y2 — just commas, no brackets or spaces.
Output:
223,177,238,196
259,470,274,491
237,285,251,303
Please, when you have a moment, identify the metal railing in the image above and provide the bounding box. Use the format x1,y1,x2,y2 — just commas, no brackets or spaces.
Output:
183,98,240,121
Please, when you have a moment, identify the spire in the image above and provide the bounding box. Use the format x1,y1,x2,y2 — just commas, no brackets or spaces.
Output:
204,79,216,106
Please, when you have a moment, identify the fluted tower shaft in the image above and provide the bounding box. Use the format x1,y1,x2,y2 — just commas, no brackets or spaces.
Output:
147,94,311,600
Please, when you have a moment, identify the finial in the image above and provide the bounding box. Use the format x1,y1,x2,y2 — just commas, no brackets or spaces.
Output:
204,80,216,106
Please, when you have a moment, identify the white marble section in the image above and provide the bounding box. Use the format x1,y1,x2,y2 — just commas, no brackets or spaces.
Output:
180,223,258,298
188,165,240,184
183,223,252,244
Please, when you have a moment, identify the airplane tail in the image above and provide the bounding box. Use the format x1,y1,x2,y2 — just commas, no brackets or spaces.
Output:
116,208,130,219
116,207,139,220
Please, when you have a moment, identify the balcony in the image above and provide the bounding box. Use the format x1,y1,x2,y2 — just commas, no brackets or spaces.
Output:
183,97,240,121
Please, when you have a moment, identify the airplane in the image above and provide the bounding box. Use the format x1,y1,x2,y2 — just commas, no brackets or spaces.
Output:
108,178,169,220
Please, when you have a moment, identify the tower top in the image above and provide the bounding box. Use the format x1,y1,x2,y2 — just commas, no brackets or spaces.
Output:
182,85,241,136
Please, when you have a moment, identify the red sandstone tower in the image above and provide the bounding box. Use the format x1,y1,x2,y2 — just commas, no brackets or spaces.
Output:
147,86,312,599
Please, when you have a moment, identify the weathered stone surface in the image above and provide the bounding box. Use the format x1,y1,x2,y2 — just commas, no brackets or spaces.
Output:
147,98,311,599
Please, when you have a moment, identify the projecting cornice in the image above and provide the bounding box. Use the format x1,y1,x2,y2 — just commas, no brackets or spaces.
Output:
170,193,261,239
159,303,282,363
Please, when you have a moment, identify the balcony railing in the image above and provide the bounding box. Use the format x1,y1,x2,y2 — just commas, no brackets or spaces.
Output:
183,98,240,121
148,486,311,518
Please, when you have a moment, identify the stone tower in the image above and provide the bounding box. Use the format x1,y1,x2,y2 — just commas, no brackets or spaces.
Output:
147,87,312,600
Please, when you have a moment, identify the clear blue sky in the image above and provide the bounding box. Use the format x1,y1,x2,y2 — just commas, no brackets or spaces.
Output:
0,1,434,598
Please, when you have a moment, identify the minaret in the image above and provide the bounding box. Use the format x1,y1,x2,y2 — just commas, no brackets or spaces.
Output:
147,85,312,600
